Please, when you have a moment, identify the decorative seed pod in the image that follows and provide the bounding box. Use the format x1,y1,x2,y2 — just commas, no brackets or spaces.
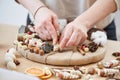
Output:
88,42,98,52
97,69,119,77
41,42,53,53
112,52,120,57
103,60,120,68
53,68,82,80
97,60,120,68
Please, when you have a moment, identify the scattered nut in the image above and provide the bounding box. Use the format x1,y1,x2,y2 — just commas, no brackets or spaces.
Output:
97,62,104,69
112,52,120,57
87,67,96,75
39,49,44,55
14,59,20,65
116,57,120,61
73,66,79,70
34,47,40,54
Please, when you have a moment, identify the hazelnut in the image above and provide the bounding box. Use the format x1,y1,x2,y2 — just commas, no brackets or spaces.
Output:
34,47,40,54
39,50,44,55
29,47,34,53
14,59,20,65
73,66,79,70
116,57,120,61
87,67,96,75
97,62,104,69
17,36,24,42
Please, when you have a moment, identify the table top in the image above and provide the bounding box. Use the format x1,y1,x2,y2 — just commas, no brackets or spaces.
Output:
0,24,120,80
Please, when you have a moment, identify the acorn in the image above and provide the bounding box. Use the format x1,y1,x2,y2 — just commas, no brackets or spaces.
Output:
97,62,104,69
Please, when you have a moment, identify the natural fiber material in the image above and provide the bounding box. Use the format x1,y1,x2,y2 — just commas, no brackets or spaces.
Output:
17,46,106,66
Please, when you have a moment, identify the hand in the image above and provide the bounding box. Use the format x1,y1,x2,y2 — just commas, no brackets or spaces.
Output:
34,7,59,44
59,19,88,49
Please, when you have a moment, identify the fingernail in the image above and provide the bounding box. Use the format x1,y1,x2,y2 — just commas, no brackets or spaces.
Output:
57,31,60,36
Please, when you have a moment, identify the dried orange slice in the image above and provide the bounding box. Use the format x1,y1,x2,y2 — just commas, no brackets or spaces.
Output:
25,67,45,77
40,68,52,79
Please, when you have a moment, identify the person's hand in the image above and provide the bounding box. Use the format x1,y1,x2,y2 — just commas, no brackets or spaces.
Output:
59,19,88,49
34,7,59,44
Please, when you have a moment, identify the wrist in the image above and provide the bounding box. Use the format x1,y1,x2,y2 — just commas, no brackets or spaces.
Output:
74,17,92,31
33,5,47,19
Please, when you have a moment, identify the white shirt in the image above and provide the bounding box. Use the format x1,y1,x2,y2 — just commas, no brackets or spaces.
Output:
40,0,120,29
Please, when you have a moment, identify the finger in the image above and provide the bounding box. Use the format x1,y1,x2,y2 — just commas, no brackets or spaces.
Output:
59,27,66,43
59,27,73,49
35,25,49,40
38,32,47,40
52,15,59,33
45,22,58,44
46,31,52,40
43,29,52,40
66,31,78,47
74,34,82,46
79,33,86,45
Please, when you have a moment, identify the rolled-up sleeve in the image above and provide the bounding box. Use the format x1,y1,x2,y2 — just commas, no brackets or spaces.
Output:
114,0,120,10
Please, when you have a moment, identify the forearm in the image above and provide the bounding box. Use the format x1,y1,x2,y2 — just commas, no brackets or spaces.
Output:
17,0,45,16
76,0,117,29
